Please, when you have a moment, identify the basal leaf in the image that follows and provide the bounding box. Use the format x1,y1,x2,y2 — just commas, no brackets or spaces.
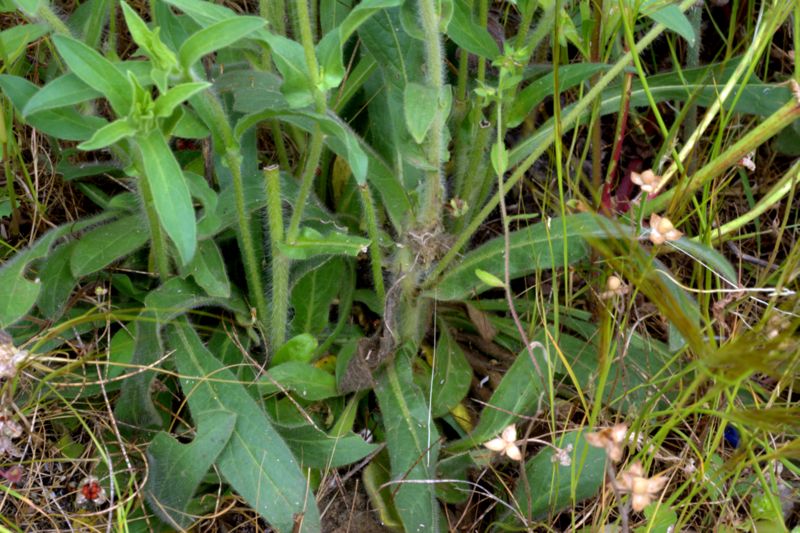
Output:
290,257,343,337
146,411,236,529
430,325,472,418
431,213,631,301
513,430,606,521
448,339,546,452
169,320,321,532
274,423,378,470
0,23,48,64
257,362,339,401
183,239,230,298
270,333,318,367
37,241,78,319
70,215,149,277
374,345,443,531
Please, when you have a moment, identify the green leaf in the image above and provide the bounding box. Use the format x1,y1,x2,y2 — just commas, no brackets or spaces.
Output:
474,268,505,288
144,278,248,322
235,108,369,185
374,346,443,531
448,340,545,452
429,325,472,417
0,212,114,327
77,118,138,150
0,74,107,141
274,423,378,469
52,34,132,116
260,32,315,108
339,0,402,42
0,271,40,329
446,0,500,59
182,239,230,298
0,23,48,64
490,140,508,176
178,17,264,69
70,215,149,277
136,129,197,265
36,241,78,319
146,411,236,529
270,334,318,367
403,82,438,144
668,237,738,287
290,258,343,337
22,73,101,116
153,82,211,118
507,63,609,128
645,3,695,47
279,227,369,260
257,362,339,401
169,320,321,532
431,213,631,301
513,430,606,521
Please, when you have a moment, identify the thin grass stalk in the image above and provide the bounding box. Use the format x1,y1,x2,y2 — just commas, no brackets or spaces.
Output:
646,97,800,215
265,165,289,350
682,5,703,175
654,1,792,196
423,0,715,287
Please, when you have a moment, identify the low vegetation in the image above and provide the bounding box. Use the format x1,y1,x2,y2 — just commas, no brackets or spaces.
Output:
0,0,798,531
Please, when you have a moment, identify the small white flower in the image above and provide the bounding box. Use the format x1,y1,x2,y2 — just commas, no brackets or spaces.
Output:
631,170,661,194
618,462,668,512
484,424,522,461
600,275,630,300
648,214,683,245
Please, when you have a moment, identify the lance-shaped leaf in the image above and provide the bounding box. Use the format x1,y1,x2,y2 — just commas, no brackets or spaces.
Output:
178,17,265,69
70,214,150,276
146,410,236,529
153,82,211,118
374,345,443,531
430,213,632,301
52,34,132,116
168,320,322,532
446,0,500,59
78,118,138,151
278,227,369,260
136,129,197,265
0,74,107,141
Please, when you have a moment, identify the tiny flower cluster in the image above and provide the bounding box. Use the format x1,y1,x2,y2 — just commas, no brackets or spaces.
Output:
586,423,668,512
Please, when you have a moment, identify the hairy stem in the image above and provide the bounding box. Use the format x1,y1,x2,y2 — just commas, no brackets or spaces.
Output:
417,0,446,229
359,184,386,308
265,165,289,349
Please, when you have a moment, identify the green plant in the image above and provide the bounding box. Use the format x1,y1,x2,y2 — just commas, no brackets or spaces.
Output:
0,0,798,531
